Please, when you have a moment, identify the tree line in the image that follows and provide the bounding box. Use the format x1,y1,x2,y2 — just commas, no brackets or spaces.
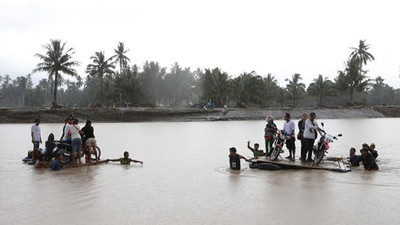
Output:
1,40,400,108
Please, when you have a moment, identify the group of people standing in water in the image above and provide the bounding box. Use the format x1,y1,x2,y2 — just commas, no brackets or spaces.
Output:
27,116,143,170
229,112,379,171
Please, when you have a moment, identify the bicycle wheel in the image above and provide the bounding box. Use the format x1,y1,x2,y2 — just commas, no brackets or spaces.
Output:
86,146,101,161
314,147,325,164
270,146,281,161
95,146,101,160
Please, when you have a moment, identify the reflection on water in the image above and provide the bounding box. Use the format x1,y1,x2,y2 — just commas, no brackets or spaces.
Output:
1,119,399,225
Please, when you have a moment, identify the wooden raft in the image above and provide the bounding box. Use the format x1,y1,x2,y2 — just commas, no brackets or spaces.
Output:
252,156,351,173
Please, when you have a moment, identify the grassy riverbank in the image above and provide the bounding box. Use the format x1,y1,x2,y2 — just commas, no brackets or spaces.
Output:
0,106,398,123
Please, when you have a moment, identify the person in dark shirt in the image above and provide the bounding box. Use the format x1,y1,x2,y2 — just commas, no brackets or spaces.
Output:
60,118,69,141
51,154,63,171
369,143,379,159
82,120,98,162
298,113,308,161
229,147,249,170
348,147,360,166
352,148,379,170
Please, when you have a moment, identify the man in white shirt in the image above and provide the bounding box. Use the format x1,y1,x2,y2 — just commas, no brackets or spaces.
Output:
303,112,321,162
283,113,296,161
31,118,42,161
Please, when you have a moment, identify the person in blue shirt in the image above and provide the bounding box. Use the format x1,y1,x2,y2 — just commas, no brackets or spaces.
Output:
51,154,63,171
348,147,360,166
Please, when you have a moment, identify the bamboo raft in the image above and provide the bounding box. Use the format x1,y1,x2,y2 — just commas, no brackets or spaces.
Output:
251,156,351,173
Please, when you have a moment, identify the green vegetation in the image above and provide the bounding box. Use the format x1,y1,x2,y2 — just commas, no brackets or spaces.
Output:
32,39,80,107
1,40,400,108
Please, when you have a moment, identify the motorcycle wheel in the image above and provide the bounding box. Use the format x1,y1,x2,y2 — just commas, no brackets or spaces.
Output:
85,146,101,161
58,149,71,164
270,146,281,161
314,147,325,164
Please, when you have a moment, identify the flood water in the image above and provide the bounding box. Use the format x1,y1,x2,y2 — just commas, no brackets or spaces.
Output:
1,119,399,225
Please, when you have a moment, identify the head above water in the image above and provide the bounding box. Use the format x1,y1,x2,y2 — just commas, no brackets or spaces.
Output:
73,118,79,125
35,118,40,125
229,147,237,155
350,147,356,156
266,115,274,122
254,143,259,149
86,120,92,127
55,153,62,160
370,143,376,149
360,148,368,156
362,143,370,149
301,113,308,120
124,151,129,158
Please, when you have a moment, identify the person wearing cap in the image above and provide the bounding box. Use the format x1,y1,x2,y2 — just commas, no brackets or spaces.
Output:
303,112,321,162
369,143,378,159
31,118,42,161
283,113,296,161
264,115,277,157
351,147,379,170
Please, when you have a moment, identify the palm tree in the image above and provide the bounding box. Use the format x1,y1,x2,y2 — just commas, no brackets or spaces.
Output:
276,87,288,107
33,39,79,106
335,58,370,102
139,61,166,106
164,63,195,106
285,73,305,107
307,75,335,106
349,40,375,68
263,73,278,107
346,58,370,102
202,68,230,107
86,51,115,104
230,72,264,108
112,42,130,73
15,74,32,106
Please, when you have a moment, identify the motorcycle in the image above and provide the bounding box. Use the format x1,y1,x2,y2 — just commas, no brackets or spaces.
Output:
313,123,342,164
53,140,101,164
270,130,287,161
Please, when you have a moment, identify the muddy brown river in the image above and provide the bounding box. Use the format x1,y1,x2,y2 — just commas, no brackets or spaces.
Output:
0,119,399,225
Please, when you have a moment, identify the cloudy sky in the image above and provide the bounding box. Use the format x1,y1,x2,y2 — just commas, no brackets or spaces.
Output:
1,0,399,88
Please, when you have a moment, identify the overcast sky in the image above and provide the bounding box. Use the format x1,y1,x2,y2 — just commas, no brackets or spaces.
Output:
1,0,399,88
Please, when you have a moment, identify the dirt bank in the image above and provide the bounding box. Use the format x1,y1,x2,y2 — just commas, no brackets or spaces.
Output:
0,106,397,123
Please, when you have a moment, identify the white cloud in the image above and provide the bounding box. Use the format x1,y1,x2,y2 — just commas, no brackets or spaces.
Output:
0,0,399,88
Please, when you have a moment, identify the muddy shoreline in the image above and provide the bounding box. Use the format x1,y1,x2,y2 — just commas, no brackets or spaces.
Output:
0,106,398,123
